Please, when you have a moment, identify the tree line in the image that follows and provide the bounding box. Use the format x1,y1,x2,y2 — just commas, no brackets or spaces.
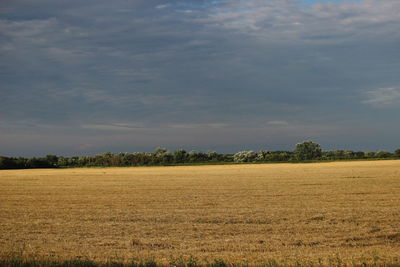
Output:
1,142,400,169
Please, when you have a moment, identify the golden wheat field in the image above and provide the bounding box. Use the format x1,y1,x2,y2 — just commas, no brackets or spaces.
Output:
1,160,400,265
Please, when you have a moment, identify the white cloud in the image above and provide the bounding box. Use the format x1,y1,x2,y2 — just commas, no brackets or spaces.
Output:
81,123,144,131
156,4,169,9
0,18,57,38
47,87,128,106
268,120,289,126
363,87,400,107
167,123,229,129
203,0,400,43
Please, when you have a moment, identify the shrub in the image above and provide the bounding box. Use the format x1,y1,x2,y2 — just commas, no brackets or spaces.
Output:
294,141,322,161
233,151,257,162
375,150,392,158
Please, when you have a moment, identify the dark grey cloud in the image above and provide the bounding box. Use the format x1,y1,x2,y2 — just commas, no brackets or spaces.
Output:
1,0,400,156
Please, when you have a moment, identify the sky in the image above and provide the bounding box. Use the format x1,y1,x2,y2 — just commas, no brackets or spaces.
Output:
1,0,400,156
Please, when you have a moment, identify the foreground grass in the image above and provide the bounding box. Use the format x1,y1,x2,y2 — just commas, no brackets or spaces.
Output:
1,161,400,264
2,257,400,267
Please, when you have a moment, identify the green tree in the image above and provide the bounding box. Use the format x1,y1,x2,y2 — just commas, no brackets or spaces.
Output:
344,150,354,159
188,151,208,162
375,150,392,158
46,155,59,167
155,148,173,164
256,150,269,162
364,151,376,158
207,151,218,161
0,157,14,169
173,149,187,163
233,151,257,162
294,141,322,161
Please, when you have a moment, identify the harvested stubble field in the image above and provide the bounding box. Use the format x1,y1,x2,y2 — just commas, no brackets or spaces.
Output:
1,161,400,265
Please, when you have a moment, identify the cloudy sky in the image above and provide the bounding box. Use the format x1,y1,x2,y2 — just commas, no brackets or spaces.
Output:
1,0,400,156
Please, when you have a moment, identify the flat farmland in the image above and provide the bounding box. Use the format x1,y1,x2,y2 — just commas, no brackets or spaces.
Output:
1,161,400,265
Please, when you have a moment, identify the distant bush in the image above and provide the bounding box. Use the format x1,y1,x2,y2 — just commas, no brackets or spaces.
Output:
173,149,188,163
256,150,269,161
233,151,257,162
294,141,322,161
364,151,376,158
375,150,392,158
2,143,399,169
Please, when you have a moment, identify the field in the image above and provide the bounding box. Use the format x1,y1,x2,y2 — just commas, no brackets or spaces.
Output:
1,161,400,265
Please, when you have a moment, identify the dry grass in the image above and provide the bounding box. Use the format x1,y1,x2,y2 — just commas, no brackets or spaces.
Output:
1,160,400,265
